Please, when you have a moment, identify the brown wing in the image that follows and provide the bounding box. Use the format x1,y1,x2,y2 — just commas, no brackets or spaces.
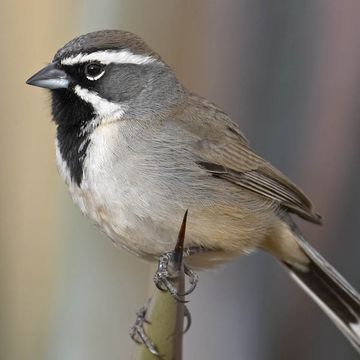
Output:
198,159,322,224
181,94,322,224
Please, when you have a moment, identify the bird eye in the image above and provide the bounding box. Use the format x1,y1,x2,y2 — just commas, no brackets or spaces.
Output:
84,62,105,80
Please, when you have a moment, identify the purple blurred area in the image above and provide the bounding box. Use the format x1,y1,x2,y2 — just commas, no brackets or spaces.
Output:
1,1,359,359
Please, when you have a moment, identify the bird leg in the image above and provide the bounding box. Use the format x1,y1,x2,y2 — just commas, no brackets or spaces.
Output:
129,300,160,357
129,298,192,356
153,251,199,302
131,212,197,355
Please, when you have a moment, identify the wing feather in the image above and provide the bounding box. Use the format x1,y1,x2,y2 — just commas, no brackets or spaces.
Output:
180,94,321,224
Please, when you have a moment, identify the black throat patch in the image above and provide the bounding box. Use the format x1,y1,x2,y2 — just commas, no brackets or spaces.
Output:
51,89,95,186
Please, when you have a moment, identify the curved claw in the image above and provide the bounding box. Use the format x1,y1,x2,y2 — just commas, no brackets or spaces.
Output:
154,271,170,292
162,277,189,303
182,266,199,296
183,305,192,333
130,300,161,357
129,328,143,345
153,253,198,302
136,328,160,357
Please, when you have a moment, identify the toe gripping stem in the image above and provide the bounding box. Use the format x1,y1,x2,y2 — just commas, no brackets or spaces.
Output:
153,210,198,302
130,299,192,357
154,253,198,302
130,210,197,357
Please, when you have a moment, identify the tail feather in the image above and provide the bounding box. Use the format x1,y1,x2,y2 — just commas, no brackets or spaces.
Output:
283,228,360,352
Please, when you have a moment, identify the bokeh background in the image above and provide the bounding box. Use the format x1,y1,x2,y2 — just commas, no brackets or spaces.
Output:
1,0,360,359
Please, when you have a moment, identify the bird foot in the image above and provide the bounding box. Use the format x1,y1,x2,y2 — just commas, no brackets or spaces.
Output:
129,299,192,356
129,301,160,357
153,251,199,302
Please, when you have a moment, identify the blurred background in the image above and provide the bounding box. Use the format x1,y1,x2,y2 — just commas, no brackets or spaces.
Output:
1,0,360,359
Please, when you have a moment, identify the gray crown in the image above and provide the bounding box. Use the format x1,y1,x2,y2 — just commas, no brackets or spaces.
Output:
54,30,161,61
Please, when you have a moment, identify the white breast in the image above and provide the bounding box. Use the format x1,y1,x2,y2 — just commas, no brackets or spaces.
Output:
55,120,275,262
56,120,180,258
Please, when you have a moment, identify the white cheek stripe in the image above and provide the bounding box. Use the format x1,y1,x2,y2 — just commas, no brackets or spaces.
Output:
74,85,128,130
61,50,157,66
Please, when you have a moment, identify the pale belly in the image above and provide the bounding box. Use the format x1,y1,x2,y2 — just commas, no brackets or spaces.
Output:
66,176,277,267
56,122,278,266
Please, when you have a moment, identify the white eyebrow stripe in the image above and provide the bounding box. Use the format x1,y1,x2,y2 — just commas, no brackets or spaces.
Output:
74,85,128,123
61,50,157,66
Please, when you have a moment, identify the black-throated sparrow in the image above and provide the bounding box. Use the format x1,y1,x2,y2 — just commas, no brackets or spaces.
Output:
27,30,360,351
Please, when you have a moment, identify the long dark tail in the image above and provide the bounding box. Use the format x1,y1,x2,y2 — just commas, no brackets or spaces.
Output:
283,227,360,352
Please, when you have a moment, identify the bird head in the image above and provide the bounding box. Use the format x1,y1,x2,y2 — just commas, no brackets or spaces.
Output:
26,30,185,128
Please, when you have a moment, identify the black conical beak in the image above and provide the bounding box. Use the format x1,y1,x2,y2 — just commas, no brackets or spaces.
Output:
26,62,70,89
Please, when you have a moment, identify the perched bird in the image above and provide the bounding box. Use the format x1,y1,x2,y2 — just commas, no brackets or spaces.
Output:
27,30,360,351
